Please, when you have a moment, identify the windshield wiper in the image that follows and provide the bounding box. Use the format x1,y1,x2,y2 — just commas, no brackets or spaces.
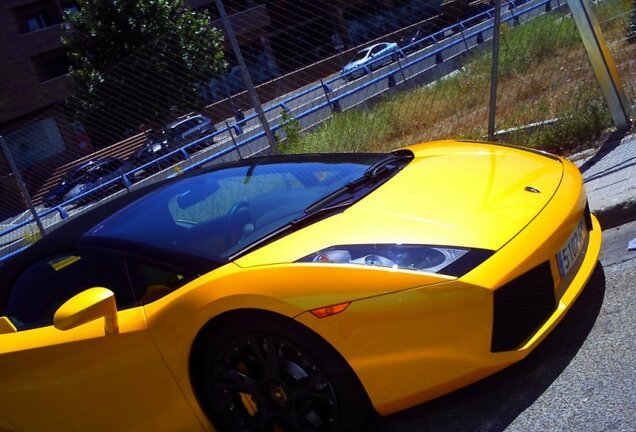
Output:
229,198,356,261
292,198,355,226
363,149,413,178
303,150,414,216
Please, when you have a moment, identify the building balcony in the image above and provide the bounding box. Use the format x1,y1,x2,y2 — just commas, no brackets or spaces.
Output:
18,22,64,56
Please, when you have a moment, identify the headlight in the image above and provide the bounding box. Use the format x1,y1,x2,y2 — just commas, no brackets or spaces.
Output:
298,244,493,277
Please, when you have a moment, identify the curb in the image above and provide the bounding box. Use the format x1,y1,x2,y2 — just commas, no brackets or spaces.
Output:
592,197,636,230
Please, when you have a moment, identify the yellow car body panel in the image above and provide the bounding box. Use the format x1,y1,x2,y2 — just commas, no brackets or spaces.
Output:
0,140,602,431
293,151,601,416
295,202,601,415
141,262,453,429
0,307,204,431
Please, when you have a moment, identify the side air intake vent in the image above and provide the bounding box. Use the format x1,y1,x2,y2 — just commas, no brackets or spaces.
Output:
491,262,556,352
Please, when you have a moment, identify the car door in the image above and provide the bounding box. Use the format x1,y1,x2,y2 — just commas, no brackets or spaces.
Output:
373,44,386,56
0,250,201,432
369,44,386,68
182,118,203,140
378,44,393,64
175,119,197,142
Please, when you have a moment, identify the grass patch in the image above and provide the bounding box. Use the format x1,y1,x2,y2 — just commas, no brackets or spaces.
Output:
283,108,399,153
283,0,632,155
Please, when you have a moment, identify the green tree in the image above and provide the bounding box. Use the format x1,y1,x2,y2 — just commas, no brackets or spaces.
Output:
63,0,227,147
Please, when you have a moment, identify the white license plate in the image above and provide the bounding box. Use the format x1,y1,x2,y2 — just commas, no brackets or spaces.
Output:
556,220,587,278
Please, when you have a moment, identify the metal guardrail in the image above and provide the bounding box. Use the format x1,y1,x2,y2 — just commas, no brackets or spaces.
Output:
0,0,564,262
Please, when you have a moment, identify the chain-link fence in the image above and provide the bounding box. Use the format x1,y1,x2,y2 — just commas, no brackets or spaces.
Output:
1,0,634,260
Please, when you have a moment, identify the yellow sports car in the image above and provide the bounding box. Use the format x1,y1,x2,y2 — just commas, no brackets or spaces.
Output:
0,140,601,432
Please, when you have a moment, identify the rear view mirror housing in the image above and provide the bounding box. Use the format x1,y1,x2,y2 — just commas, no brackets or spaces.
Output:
54,287,119,335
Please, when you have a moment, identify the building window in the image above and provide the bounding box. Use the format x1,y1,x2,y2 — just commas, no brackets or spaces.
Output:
32,50,70,82
13,1,61,34
25,12,50,32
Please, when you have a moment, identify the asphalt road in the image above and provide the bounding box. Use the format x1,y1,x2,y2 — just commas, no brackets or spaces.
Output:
380,220,636,432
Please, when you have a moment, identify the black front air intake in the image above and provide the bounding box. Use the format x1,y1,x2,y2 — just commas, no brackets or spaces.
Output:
491,262,556,352
584,201,593,231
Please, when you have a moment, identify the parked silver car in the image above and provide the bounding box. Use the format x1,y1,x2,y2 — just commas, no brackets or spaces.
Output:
163,114,216,147
341,42,403,81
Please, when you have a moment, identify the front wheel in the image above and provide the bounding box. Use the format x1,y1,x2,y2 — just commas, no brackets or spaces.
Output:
195,314,374,432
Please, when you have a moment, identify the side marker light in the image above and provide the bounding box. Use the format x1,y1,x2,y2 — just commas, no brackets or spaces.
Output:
310,302,351,318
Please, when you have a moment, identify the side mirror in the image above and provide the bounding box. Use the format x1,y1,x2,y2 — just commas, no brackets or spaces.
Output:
54,287,119,335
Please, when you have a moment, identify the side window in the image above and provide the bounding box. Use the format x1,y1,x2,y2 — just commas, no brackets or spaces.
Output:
127,261,187,305
83,168,100,182
5,251,135,330
176,120,195,134
183,119,198,132
173,123,185,134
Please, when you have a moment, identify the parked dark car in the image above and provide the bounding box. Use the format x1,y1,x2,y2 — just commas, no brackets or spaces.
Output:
43,158,132,207
131,114,217,173
129,131,176,173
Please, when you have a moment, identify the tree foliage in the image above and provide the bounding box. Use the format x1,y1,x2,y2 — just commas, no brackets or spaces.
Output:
63,0,227,147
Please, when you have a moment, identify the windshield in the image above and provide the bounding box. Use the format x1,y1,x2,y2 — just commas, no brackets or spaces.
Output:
62,165,92,183
87,154,387,260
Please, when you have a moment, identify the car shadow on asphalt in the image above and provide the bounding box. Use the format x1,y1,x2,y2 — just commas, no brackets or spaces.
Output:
380,263,606,432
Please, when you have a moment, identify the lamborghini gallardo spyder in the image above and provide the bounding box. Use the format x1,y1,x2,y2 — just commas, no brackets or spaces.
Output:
0,140,601,432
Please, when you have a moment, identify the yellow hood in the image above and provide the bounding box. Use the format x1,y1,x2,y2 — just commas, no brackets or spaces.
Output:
236,141,564,267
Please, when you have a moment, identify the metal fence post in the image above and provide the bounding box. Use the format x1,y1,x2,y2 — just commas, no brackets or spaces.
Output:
0,136,46,237
488,0,503,141
226,121,243,159
567,0,631,130
215,0,280,154
320,79,341,114
396,56,407,83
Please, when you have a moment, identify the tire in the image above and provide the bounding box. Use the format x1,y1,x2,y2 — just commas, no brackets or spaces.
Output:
193,313,375,432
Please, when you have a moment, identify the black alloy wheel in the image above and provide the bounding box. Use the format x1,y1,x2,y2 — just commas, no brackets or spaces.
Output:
196,314,374,432
209,334,338,431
